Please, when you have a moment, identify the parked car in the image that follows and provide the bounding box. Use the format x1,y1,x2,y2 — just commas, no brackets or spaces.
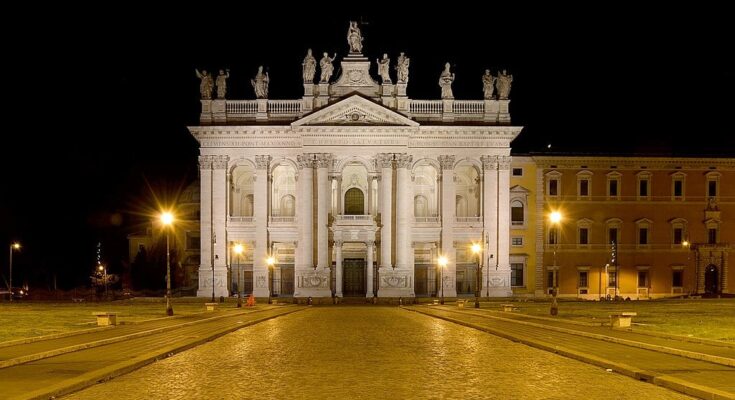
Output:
0,287,29,300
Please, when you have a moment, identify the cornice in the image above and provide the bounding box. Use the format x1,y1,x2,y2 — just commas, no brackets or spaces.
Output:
533,155,735,170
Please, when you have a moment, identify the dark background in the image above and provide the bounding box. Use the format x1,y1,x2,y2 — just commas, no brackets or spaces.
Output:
2,7,732,289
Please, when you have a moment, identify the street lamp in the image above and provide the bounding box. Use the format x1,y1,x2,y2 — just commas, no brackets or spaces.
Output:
549,211,562,316
267,256,275,304
234,244,244,308
471,243,482,308
438,256,448,305
8,242,20,302
98,264,108,299
161,212,174,316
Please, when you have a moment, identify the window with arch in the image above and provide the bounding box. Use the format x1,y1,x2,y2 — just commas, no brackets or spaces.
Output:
606,218,622,246
510,185,530,228
456,195,468,217
280,195,295,217
271,164,296,216
577,218,593,246
231,165,254,217
705,171,720,199
636,218,653,246
669,218,687,245
705,219,720,244
511,200,524,226
636,171,651,200
414,195,428,217
344,188,365,215
577,170,592,199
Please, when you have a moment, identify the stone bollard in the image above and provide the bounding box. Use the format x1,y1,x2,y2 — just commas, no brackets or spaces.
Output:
219,295,225,303
399,297,403,306
308,296,313,305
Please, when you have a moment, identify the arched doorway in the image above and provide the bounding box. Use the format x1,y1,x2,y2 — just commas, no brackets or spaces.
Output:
344,188,365,215
704,264,719,294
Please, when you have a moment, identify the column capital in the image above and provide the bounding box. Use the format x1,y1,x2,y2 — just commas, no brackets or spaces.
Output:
315,153,333,168
255,155,271,170
198,155,214,169
498,155,512,170
297,154,314,169
395,154,413,169
365,240,375,247
212,155,229,169
376,153,394,169
438,155,455,170
334,240,343,247
481,155,498,170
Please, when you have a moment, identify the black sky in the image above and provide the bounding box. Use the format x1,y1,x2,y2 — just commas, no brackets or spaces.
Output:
2,7,733,288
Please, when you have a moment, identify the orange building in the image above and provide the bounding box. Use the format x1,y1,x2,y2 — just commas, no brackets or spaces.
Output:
534,155,733,299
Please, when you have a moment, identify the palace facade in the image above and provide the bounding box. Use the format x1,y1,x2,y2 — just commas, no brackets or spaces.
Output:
181,25,733,301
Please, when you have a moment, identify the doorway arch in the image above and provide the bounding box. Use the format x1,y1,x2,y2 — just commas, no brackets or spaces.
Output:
344,188,365,215
704,264,719,294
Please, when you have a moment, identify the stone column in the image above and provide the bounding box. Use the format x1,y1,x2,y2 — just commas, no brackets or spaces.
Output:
367,175,374,215
197,156,213,297
377,153,393,270
366,240,375,297
316,154,332,270
395,154,413,271
211,155,229,298
335,175,343,215
488,155,512,297
335,240,343,297
253,155,271,298
722,251,729,294
294,154,314,297
438,155,457,297
481,155,498,297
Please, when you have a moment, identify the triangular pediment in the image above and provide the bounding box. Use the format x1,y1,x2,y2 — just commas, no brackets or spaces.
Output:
292,94,419,127
510,185,530,194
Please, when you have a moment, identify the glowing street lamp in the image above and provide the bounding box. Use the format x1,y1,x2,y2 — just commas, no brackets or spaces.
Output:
549,211,562,316
438,256,448,305
234,244,244,308
160,212,174,316
8,242,20,302
471,243,482,308
267,256,275,304
98,264,108,299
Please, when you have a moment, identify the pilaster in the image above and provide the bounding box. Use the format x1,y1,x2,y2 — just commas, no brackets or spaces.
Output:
316,153,332,270
439,155,457,297
253,155,271,297
489,155,512,296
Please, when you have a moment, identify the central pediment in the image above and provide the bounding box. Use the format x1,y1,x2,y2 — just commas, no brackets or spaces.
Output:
292,94,419,127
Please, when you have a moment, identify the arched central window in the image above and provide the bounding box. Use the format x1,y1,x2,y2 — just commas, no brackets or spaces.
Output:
344,188,365,215
414,195,428,217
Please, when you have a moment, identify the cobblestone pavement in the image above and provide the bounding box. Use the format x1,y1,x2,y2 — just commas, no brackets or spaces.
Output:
64,307,692,400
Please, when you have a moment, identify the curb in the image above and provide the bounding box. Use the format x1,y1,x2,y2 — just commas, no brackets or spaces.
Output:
404,306,735,400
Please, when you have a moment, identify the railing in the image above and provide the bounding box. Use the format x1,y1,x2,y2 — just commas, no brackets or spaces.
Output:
268,100,302,115
414,216,440,223
229,216,255,223
456,216,482,223
269,216,296,223
336,215,373,221
409,100,443,114
226,100,258,114
453,100,484,114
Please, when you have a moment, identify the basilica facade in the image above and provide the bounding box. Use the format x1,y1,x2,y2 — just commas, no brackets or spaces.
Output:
191,25,520,300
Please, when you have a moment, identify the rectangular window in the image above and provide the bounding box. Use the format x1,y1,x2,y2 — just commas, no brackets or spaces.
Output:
708,228,717,244
511,263,524,286
638,271,648,287
547,271,555,288
672,270,683,287
579,228,589,245
609,228,618,245
512,168,523,176
708,180,717,197
549,179,558,196
639,180,648,197
511,205,524,225
673,228,683,245
549,227,558,245
186,233,201,250
639,228,648,245
579,180,589,196
579,271,588,288
608,271,617,287
609,180,618,197
511,237,523,246
674,180,683,197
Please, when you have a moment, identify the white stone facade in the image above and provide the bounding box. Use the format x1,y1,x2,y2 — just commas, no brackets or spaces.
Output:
191,30,521,299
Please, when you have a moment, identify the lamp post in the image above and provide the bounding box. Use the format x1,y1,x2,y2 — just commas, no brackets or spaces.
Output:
438,256,447,305
8,242,20,302
267,256,275,304
471,243,482,308
161,212,174,316
98,264,107,299
234,244,243,308
682,240,692,294
549,211,562,316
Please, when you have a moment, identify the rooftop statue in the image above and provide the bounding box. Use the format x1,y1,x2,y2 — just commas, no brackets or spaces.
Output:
215,69,230,99
320,52,337,83
396,52,410,84
302,48,317,83
347,21,363,53
482,69,496,99
497,69,513,100
377,53,391,84
195,69,214,100
251,66,269,99
438,63,455,99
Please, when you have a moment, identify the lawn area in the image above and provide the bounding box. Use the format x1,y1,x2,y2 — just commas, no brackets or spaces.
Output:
512,298,735,341
0,299,216,343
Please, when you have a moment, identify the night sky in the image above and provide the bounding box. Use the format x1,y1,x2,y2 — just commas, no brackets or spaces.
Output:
2,7,733,289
